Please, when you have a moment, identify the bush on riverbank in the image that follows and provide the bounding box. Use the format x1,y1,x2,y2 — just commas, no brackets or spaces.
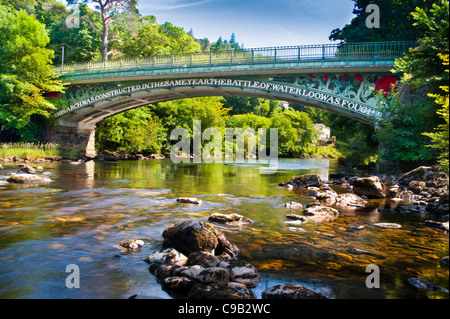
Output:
0,142,60,160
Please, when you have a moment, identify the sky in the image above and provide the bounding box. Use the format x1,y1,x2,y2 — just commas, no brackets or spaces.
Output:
136,0,357,48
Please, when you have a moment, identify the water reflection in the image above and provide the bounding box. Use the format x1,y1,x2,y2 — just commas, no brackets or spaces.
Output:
0,159,448,299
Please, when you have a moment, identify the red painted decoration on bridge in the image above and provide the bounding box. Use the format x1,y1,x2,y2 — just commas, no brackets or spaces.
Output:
375,76,398,96
354,74,364,82
45,91,59,98
323,74,329,81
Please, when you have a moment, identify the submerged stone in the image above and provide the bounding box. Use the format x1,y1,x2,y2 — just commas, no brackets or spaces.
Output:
261,284,328,299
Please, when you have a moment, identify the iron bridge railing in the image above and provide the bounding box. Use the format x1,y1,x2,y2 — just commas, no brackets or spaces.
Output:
56,41,417,77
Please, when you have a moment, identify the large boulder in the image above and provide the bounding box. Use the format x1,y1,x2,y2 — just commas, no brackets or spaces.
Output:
353,176,386,199
398,166,441,185
162,220,239,257
261,284,328,299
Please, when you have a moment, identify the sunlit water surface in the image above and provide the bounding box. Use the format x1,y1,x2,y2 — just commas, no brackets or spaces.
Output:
0,159,448,299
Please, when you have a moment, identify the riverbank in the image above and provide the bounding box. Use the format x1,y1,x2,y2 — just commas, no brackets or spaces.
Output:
0,143,61,162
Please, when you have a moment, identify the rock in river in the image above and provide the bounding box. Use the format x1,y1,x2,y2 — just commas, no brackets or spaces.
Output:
284,201,303,209
424,220,449,232
208,213,252,226
7,173,51,184
186,251,220,268
302,203,339,221
117,239,145,251
286,213,308,222
335,193,367,208
176,197,202,204
398,166,441,185
408,277,449,293
217,258,260,288
188,283,255,299
144,248,187,265
162,220,240,257
442,256,449,267
372,223,402,229
18,164,36,174
279,174,322,189
261,284,328,299
352,176,386,199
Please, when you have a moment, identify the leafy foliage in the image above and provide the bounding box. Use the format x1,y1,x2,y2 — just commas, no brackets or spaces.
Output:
329,0,436,42
377,0,449,168
0,4,63,140
423,53,449,173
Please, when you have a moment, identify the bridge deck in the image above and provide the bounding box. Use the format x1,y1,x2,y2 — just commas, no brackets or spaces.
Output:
57,41,416,83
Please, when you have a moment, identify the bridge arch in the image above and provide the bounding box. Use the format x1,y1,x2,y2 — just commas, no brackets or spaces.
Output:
50,74,393,157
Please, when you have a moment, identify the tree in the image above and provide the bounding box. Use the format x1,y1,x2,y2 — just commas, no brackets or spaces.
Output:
120,16,200,58
96,106,164,153
67,0,138,61
37,3,103,64
329,0,435,42
0,4,63,139
377,0,449,168
423,53,449,173
394,0,449,94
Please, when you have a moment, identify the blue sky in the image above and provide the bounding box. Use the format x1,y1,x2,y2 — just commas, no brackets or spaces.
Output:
137,0,357,48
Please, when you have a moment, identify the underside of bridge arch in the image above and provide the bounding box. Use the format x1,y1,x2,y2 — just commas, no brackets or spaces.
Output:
51,75,389,157
58,84,380,126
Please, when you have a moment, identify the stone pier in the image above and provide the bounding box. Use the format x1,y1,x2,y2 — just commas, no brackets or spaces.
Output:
49,125,96,158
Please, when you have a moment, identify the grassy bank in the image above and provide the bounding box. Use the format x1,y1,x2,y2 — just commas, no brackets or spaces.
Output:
0,143,61,160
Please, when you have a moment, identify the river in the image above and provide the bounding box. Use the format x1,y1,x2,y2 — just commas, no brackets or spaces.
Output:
0,158,448,299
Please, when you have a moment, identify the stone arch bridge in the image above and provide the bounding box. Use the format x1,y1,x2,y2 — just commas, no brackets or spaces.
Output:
49,41,416,157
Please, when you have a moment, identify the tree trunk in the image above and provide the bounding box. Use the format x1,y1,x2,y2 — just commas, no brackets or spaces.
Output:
100,4,108,61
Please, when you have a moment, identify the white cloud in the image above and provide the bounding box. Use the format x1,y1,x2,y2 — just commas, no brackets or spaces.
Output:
139,0,213,11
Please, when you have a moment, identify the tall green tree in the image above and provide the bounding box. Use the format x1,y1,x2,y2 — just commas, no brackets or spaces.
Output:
0,4,62,139
377,0,449,168
120,16,200,57
423,53,449,173
329,0,435,42
66,0,138,61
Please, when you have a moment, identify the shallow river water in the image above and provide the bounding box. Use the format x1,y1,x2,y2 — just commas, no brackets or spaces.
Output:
0,158,448,299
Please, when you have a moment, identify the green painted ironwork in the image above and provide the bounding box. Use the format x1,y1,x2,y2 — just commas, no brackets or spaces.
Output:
57,41,417,80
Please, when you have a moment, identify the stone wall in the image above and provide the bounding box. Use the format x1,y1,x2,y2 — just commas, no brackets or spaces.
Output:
49,126,96,158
